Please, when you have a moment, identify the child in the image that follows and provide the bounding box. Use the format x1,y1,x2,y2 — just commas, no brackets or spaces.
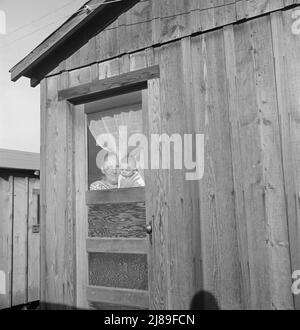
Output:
118,155,145,188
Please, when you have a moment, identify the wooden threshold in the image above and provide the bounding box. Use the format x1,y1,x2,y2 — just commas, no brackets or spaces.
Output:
86,187,145,205
87,286,149,309
87,238,148,254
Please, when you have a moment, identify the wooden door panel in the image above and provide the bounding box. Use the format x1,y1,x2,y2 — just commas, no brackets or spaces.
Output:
87,238,148,254
86,187,145,204
88,252,148,290
86,187,149,309
88,202,146,238
87,286,149,309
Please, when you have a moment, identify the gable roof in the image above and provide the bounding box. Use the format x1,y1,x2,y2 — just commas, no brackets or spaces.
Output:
0,149,40,171
9,0,139,87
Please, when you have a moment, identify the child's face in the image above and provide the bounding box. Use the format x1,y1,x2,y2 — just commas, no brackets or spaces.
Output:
120,157,137,178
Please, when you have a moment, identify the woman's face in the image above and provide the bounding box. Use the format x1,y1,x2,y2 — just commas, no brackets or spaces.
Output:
102,155,119,185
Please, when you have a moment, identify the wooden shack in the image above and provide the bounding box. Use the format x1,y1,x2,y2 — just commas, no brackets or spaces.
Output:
9,0,300,310
0,149,40,309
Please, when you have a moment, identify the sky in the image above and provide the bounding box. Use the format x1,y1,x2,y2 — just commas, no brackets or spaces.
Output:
0,0,87,153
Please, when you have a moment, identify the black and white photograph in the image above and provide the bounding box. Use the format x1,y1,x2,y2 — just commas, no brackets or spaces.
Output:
1,0,300,315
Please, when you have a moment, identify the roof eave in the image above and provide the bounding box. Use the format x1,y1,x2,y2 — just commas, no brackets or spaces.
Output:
9,0,139,87
0,149,40,171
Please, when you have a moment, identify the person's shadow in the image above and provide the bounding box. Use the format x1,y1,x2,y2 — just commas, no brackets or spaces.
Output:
190,291,220,310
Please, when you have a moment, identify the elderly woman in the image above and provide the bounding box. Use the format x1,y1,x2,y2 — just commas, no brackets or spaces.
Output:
90,153,119,190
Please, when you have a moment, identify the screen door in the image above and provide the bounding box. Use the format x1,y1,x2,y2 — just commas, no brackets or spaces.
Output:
85,91,151,310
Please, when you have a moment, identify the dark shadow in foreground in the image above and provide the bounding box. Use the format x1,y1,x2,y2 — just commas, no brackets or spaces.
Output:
5,293,220,310
190,291,220,310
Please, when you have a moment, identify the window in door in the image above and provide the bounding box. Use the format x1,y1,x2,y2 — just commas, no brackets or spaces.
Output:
87,91,145,191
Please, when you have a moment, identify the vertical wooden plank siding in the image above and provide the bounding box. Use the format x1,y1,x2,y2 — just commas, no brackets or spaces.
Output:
0,176,13,309
40,78,47,306
248,16,292,310
0,175,40,309
191,31,242,310
63,72,77,309
69,65,91,310
42,73,76,308
181,37,203,302
271,8,300,309
43,75,59,306
223,24,252,309
27,179,40,302
74,104,88,309
226,15,293,309
235,19,271,310
70,66,92,309
158,41,198,309
12,177,29,306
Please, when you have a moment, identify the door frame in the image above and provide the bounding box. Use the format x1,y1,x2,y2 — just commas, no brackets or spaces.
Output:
58,65,163,309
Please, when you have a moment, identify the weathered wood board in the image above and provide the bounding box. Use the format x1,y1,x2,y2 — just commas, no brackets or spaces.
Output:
44,0,300,77
28,179,40,302
0,175,40,309
12,177,29,306
0,176,13,309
